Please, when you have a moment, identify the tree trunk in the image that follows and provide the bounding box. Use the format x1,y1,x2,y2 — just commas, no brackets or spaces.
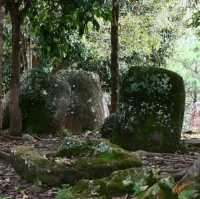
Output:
9,1,22,135
27,37,33,69
110,0,119,113
193,64,198,103
19,32,28,73
0,2,4,132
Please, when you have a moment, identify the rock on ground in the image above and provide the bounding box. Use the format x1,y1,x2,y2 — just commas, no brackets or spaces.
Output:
3,69,109,134
101,67,185,152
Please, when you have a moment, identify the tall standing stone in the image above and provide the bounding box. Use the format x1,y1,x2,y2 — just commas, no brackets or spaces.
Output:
101,67,185,152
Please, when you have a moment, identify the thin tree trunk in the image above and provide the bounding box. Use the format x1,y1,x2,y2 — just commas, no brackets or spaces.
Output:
9,1,22,135
19,32,28,72
193,64,197,103
110,0,119,113
0,2,4,132
27,37,32,69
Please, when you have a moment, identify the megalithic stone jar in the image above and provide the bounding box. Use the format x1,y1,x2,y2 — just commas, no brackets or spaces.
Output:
101,67,185,152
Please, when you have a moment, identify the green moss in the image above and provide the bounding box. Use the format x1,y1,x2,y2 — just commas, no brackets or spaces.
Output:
57,136,96,157
57,136,135,158
12,139,142,186
57,168,153,199
11,146,71,186
67,180,106,199
75,151,141,179
3,69,106,134
101,67,185,152
57,137,142,179
20,69,56,134
57,172,200,199
69,139,142,179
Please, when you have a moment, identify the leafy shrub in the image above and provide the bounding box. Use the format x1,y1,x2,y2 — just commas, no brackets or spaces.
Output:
20,68,55,134
132,170,200,199
56,185,73,199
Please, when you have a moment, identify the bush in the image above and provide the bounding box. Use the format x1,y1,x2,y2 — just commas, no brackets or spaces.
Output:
20,68,55,134
56,185,73,199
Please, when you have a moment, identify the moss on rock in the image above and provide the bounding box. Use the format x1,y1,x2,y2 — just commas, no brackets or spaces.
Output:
11,146,70,186
56,168,156,199
11,138,142,186
57,137,142,179
57,136,96,157
3,69,109,134
57,171,200,199
101,67,185,152
74,150,141,179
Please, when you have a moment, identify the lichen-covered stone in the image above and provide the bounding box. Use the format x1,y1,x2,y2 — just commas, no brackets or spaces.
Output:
57,136,130,158
56,168,156,199
57,136,95,157
58,137,142,180
11,146,69,186
3,69,109,134
56,70,109,133
101,67,185,152
60,171,200,199
11,138,142,186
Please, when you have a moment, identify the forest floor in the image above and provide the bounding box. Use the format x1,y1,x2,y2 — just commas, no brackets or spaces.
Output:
0,133,199,199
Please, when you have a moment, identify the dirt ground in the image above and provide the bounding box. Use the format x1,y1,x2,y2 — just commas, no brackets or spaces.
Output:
0,133,199,199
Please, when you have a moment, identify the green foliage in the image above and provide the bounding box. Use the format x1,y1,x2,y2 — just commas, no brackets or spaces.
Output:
57,137,95,157
85,0,181,67
134,179,200,199
191,5,200,31
20,68,54,134
178,184,200,199
134,176,178,199
2,0,111,92
56,185,73,199
166,31,200,130
67,0,182,91
3,15,12,92
13,141,141,186
68,0,184,92
167,32,200,100
2,0,186,93
60,35,111,91
54,165,200,199
133,170,159,195
2,68,54,132
27,0,111,65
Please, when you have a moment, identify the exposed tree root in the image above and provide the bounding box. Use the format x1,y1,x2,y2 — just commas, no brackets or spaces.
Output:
173,156,200,193
0,150,10,162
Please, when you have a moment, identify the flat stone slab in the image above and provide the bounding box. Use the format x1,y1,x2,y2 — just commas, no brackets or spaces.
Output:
11,137,142,186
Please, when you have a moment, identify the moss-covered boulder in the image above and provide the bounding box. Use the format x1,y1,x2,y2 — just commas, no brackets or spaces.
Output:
11,138,142,186
57,136,132,158
3,69,109,134
57,171,200,199
55,168,158,199
57,169,200,199
11,146,69,186
101,67,185,152
54,70,109,133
